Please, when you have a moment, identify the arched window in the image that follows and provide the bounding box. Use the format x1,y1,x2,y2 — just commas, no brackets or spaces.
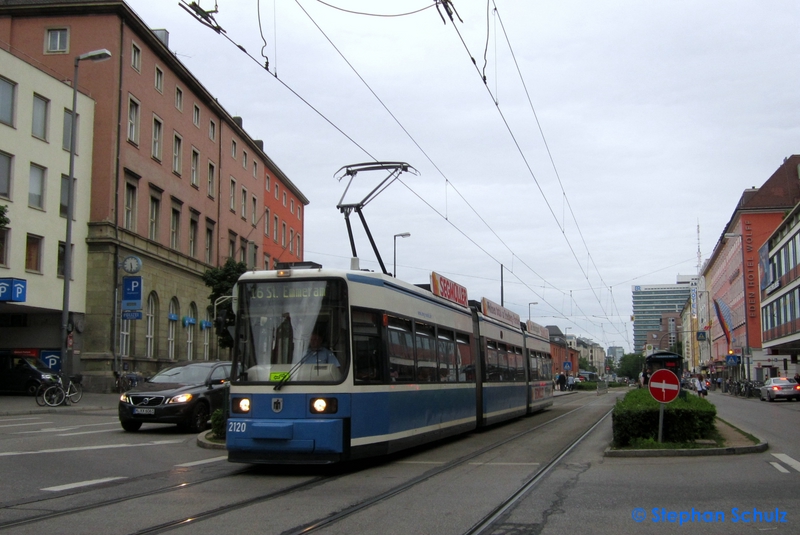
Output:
146,292,159,358
168,297,180,359
187,302,198,360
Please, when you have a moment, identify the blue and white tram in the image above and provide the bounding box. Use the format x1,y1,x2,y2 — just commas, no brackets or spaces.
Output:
225,263,551,464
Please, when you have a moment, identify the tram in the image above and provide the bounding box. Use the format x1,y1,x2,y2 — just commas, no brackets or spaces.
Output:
225,263,553,464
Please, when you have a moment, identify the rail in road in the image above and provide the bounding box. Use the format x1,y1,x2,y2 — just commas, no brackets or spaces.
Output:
0,392,619,535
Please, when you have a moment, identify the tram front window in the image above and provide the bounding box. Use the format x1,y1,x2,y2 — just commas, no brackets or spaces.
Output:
233,279,348,385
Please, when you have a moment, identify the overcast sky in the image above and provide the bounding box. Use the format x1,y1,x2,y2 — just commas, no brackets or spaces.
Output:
126,0,800,353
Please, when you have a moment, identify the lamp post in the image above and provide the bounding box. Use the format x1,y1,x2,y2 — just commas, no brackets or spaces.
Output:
61,48,112,375
393,232,410,278
528,302,538,321
723,232,750,381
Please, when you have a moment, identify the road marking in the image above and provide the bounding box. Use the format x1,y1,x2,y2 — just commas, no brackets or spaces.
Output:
771,453,800,473
175,455,228,467
15,421,120,434
58,429,123,437
42,477,127,492
0,440,183,457
0,421,54,429
0,417,42,423
468,462,541,466
396,461,446,465
769,462,790,474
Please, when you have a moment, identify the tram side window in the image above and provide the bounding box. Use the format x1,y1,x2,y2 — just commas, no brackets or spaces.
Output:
415,323,436,382
529,351,540,381
437,329,457,382
514,347,525,381
388,318,414,382
486,341,499,381
542,356,553,381
457,334,475,382
352,309,384,383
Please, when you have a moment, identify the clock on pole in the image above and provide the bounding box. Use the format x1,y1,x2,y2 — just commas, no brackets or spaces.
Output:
122,255,142,274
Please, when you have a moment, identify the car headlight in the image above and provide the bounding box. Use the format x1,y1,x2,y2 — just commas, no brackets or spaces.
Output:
168,393,193,404
120,394,130,403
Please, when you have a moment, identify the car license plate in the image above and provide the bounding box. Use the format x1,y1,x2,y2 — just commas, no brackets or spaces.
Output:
133,408,155,415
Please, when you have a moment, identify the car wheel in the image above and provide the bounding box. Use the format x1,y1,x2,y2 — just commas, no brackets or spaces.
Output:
26,382,39,396
768,394,774,402
121,419,142,432
187,402,210,433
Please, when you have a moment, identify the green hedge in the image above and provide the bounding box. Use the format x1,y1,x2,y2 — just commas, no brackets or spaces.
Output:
612,388,716,447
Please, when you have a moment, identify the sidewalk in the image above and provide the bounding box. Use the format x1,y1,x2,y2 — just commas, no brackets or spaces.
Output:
0,392,120,416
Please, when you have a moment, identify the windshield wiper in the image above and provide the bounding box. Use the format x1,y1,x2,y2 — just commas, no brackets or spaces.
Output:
273,349,314,391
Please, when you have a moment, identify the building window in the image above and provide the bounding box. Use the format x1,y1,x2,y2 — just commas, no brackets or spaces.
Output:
209,119,216,140
170,207,181,249
193,104,200,126
28,164,45,209
189,217,198,257
0,228,8,267
290,199,294,214
229,178,236,211
242,151,247,169
131,42,141,71
264,208,270,236
127,98,140,144
264,254,270,270
273,215,279,241
253,161,258,178
151,116,162,160
297,206,301,221
241,187,247,219
46,29,68,53
172,133,182,175
62,108,78,152
0,151,12,199
124,182,137,231
274,184,279,199
187,302,197,360
60,174,71,218
205,226,213,263
25,234,43,272
57,241,73,278
175,86,183,111
149,196,160,240
282,192,287,207
155,66,164,93
207,161,215,197
0,77,15,127
145,292,158,358
240,238,247,263
168,298,179,359
289,229,294,254
252,196,257,225
228,232,236,259
265,173,270,192
119,319,131,357
296,234,301,255
190,149,199,186
231,139,237,158
281,222,286,247
32,94,49,141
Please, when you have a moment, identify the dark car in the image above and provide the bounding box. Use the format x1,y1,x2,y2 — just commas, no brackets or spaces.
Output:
118,361,231,432
0,355,59,395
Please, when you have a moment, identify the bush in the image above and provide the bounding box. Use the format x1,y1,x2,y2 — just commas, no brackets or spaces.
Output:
210,408,226,439
574,381,596,390
612,388,716,447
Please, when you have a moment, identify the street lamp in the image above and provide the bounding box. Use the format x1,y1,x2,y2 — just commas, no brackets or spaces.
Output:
61,48,112,375
528,302,538,321
393,232,410,278
723,232,750,380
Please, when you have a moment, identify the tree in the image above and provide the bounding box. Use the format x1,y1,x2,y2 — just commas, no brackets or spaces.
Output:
0,205,9,229
202,258,247,349
616,353,646,381
578,356,593,372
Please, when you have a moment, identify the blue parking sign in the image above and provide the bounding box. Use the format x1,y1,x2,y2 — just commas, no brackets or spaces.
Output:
122,276,143,310
0,278,27,302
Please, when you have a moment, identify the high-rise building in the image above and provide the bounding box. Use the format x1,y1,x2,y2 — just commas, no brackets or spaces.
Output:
632,276,697,353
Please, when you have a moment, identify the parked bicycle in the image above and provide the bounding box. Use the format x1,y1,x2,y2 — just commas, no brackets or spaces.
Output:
114,371,140,393
39,374,83,407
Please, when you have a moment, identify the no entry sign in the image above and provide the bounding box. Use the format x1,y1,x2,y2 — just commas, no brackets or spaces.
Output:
648,369,680,403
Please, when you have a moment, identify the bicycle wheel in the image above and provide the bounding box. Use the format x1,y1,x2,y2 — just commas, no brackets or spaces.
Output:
44,385,66,407
67,382,83,403
35,384,49,406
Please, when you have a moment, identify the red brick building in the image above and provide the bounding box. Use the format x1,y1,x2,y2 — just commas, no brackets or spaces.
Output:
0,1,308,389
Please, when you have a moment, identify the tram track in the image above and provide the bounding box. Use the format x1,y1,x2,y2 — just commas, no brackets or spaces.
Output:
0,393,616,534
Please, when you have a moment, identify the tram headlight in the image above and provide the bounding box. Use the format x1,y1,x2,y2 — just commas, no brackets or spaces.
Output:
231,397,251,413
310,397,338,414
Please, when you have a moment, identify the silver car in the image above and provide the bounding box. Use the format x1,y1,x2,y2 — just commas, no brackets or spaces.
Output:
759,378,800,402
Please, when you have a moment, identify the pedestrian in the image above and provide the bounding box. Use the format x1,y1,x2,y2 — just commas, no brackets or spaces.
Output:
794,372,800,384
567,373,575,391
557,373,567,392
716,376,722,391
695,374,707,398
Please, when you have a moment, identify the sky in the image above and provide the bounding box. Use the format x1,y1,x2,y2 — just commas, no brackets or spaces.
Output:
125,0,800,353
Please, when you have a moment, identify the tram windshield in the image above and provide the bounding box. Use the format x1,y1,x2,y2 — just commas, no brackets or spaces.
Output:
232,279,348,385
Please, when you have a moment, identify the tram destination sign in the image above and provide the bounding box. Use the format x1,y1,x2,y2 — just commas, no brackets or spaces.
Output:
431,272,468,307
